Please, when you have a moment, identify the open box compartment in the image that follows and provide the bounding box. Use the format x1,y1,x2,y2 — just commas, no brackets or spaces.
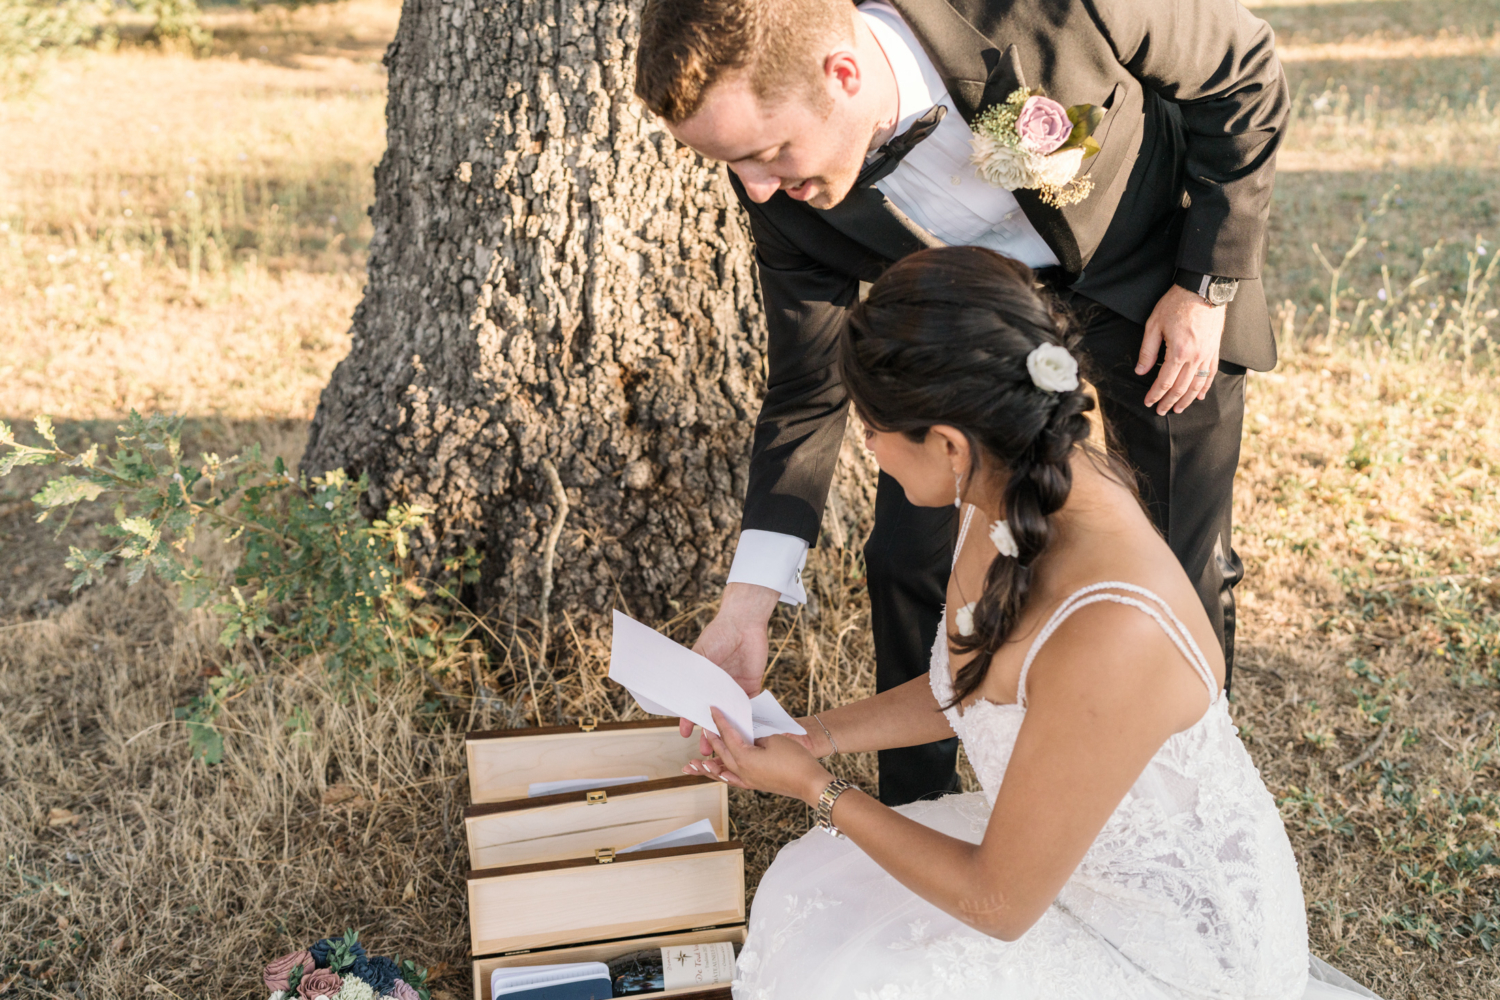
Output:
465,775,729,870
473,924,746,1000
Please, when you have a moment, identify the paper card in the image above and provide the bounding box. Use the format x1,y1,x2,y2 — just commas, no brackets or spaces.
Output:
607,610,806,743
750,690,806,737
526,775,649,798
618,817,718,854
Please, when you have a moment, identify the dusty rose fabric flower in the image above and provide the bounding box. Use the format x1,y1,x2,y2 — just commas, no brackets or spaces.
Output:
1016,95,1072,155
265,951,315,992
297,968,344,1000
387,979,420,1000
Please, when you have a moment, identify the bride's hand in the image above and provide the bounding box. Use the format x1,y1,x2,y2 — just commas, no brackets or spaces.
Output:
683,708,833,806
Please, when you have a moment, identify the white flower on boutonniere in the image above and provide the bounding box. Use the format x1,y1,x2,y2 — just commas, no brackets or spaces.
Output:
970,88,1104,209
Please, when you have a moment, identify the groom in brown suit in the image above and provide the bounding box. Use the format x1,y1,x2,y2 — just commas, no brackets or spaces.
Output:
634,0,1289,805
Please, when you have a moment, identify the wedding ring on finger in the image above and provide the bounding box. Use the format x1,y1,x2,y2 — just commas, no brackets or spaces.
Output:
1194,369,1211,378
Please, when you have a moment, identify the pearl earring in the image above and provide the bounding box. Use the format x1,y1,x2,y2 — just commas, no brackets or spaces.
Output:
953,469,963,509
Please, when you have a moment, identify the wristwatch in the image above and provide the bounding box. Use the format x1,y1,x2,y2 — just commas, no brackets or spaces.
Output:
814,778,858,839
1175,269,1239,307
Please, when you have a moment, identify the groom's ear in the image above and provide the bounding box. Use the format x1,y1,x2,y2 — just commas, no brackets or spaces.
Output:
824,49,862,99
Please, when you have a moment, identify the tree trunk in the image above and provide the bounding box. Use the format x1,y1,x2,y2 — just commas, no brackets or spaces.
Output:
303,0,770,623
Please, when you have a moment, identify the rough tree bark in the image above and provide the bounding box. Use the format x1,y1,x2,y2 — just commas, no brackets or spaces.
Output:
303,0,772,624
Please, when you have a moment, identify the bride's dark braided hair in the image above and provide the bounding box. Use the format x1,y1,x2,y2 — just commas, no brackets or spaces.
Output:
840,246,1122,707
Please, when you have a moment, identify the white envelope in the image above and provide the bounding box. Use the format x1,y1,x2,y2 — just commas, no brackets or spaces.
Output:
618,817,719,854
527,775,649,798
608,610,806,743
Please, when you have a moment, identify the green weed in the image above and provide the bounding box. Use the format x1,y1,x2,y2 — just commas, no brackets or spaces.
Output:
0,411,481,761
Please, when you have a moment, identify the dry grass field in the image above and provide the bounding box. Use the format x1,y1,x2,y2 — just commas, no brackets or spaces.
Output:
5,0,1500,997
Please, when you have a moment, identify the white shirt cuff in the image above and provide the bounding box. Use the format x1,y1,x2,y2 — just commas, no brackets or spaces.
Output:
727,529,809,605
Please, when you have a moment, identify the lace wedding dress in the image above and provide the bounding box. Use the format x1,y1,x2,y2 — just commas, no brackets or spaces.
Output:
733,580,1382,1000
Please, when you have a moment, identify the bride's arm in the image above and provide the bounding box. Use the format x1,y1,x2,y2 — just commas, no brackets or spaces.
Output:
698,603,1214,941
791,674,955,756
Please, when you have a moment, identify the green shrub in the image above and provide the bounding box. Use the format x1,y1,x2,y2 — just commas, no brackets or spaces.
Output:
1,412,480,762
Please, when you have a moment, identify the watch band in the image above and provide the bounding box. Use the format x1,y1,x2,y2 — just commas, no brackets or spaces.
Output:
815,777,857,838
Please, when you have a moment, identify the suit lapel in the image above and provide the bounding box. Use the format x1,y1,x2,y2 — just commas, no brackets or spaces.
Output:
879,0,1083,272
887,0,1011,124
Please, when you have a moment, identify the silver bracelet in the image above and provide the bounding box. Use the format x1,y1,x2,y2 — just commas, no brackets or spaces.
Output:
811,713,839,758
814,777,857,838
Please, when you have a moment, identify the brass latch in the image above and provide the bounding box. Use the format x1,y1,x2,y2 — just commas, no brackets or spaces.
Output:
586,789,608,805
595,847,616,864
579,717,598,732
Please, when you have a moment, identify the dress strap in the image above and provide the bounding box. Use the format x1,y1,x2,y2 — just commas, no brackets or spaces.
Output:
952,504,977,572
1015,582,1219,709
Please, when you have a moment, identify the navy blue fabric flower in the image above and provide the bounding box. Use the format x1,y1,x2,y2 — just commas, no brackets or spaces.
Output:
310,936,367,969
351,956,400,995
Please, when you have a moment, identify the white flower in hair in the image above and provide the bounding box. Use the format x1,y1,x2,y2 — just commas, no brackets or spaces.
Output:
989,519,1020,558
955,601,977,637
1027,342,1079,392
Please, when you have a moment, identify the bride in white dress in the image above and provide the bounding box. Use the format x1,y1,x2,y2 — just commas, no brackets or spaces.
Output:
685,247,1382,1000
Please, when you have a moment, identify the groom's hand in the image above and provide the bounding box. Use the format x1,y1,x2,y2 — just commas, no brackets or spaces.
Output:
683,583,780,744
1137,285,1226,416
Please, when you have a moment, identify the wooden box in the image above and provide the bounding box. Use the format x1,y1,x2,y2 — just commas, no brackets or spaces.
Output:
465,719,745,1000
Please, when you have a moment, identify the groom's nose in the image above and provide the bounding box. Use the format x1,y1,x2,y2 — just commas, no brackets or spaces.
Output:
729,163,782,204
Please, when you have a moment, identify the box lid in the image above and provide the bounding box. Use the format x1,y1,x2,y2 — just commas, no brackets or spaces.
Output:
467,841,745,956
466,719,701,804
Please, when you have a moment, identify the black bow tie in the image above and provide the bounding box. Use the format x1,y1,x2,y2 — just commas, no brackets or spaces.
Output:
857,104,947,187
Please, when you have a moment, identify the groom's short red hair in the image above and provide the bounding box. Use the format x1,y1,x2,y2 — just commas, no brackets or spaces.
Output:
634,0,854,124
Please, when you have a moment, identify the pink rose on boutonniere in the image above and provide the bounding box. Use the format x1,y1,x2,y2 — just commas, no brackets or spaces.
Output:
297,968,343,1000
971,88,1105,208
1016,96,1072,155
265,950,315,992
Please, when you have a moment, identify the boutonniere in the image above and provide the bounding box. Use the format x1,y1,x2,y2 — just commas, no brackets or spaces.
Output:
970,88,1104,208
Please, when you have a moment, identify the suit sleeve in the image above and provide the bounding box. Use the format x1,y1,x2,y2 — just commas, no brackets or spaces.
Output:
1084,0,1290,279
734,191,861,547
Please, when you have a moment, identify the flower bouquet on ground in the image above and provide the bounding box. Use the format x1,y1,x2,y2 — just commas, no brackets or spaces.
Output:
263,929,432,1000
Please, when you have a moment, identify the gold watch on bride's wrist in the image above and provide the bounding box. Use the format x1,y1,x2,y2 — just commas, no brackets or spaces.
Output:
814,777,858,839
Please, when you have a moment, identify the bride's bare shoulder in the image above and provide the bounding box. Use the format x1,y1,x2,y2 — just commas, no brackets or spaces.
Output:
1020,591,1218,735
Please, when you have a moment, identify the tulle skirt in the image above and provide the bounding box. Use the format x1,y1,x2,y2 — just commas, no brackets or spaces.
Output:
732,793,1382,1000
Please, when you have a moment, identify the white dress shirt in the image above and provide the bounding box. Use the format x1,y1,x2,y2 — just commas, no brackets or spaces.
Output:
727,0,1058,604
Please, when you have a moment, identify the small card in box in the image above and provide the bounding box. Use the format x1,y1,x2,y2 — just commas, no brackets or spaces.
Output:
465,719,746,1000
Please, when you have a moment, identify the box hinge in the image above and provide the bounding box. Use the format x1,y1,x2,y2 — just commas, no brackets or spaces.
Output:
578,717,598,732
502,949,532,957
586,789,608,805
594,847,616,864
